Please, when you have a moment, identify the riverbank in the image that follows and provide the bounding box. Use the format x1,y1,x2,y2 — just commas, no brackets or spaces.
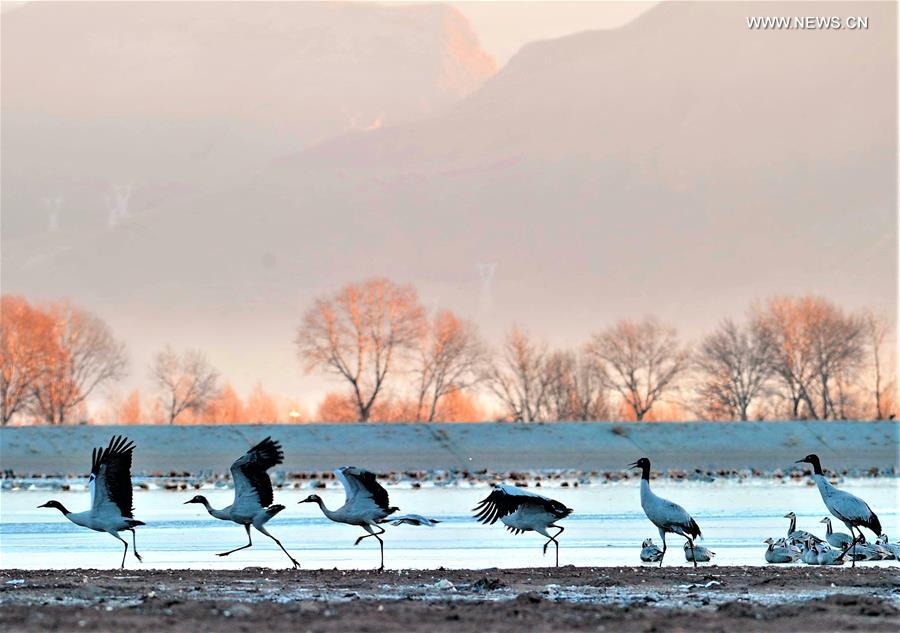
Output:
1,421,897,477
1,567,897,632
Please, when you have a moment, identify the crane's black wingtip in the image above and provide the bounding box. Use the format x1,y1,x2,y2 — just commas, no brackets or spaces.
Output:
90,435,135,474
689,517,702,540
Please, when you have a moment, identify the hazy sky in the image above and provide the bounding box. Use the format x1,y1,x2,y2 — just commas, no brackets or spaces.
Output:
1,1,656,66
451,1,657,63
2,1,895,417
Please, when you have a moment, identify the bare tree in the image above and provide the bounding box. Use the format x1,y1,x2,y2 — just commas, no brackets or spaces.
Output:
484,327,551,422
863,310,894,420
694,319,776,420
751,297,815,419
1,296,47,424
295,278,426,422
152,346,220,424
587,318,688,421
544,349,609,421
413,310,485,422
29,302,128,424
755,296,865,419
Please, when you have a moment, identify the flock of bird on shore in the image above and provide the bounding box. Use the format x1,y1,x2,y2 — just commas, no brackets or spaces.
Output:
36,435,896,569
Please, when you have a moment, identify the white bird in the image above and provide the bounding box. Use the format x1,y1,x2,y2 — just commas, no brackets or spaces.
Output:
783,512,823,545
473,483,573,567
814,542,844,566
629,458,702,567
796,454,882,568
840,535,886,561
388,513,442,527
184,437,299,568
299,466,436,570
683,541,715,563
640,538,664,563
39,435,145,569
763,537,799,563
820,517,853,549
799,539,820,565
875,535,900,560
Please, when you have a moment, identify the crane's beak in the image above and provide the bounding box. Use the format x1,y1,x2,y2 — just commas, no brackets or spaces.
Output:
37,503,50,508
298,499,312,503
794,459,806,464
183,500,194,505
627,461,639,468
783,513,792,518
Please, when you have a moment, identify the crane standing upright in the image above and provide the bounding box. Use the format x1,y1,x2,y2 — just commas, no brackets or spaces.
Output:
796,453,882,568
630,457,702,567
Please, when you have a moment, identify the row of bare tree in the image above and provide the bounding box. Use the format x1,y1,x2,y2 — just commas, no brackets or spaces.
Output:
0,296,244,425
1,297,127,425
2,283,895,424
295,279,895,423
103,380,297,426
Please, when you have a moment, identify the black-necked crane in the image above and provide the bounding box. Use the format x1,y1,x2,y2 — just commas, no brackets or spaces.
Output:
299,466,436,570
38,435,145,569
184,437,299,568
472,484,573,567
796,453,882,567
629,457,702,567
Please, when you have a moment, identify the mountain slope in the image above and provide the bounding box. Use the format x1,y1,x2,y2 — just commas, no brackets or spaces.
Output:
1,1,495,238
2,1,895,398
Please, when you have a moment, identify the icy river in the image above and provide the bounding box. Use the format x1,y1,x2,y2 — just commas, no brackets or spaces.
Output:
1,479,897,570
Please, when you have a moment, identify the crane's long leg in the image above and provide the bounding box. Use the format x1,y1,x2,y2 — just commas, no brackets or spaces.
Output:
837,526,863,566
218,524,253,557
375,532,385,571
255,525,300,569
128,529,143,562
658,531,667,568
541,526,565,567
112,533,129,569
354,525,386,570
686,537,697,568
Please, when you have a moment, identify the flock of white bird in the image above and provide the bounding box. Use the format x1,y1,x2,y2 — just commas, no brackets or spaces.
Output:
37,436,896,570
759,512,899,566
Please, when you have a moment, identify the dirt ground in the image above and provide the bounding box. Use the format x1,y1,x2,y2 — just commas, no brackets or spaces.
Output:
2,566,897,632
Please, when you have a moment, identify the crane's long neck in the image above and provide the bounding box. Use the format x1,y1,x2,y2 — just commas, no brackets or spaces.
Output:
639,478,654,507
312,497,340,522
812,473,831,501
788,515,796,533
824,519,833,536
198,498,230,521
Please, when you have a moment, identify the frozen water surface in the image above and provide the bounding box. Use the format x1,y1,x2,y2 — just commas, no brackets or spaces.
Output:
1,479,897,570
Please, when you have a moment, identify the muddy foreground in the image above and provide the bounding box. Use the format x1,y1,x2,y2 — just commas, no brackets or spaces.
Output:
2,566,898,632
